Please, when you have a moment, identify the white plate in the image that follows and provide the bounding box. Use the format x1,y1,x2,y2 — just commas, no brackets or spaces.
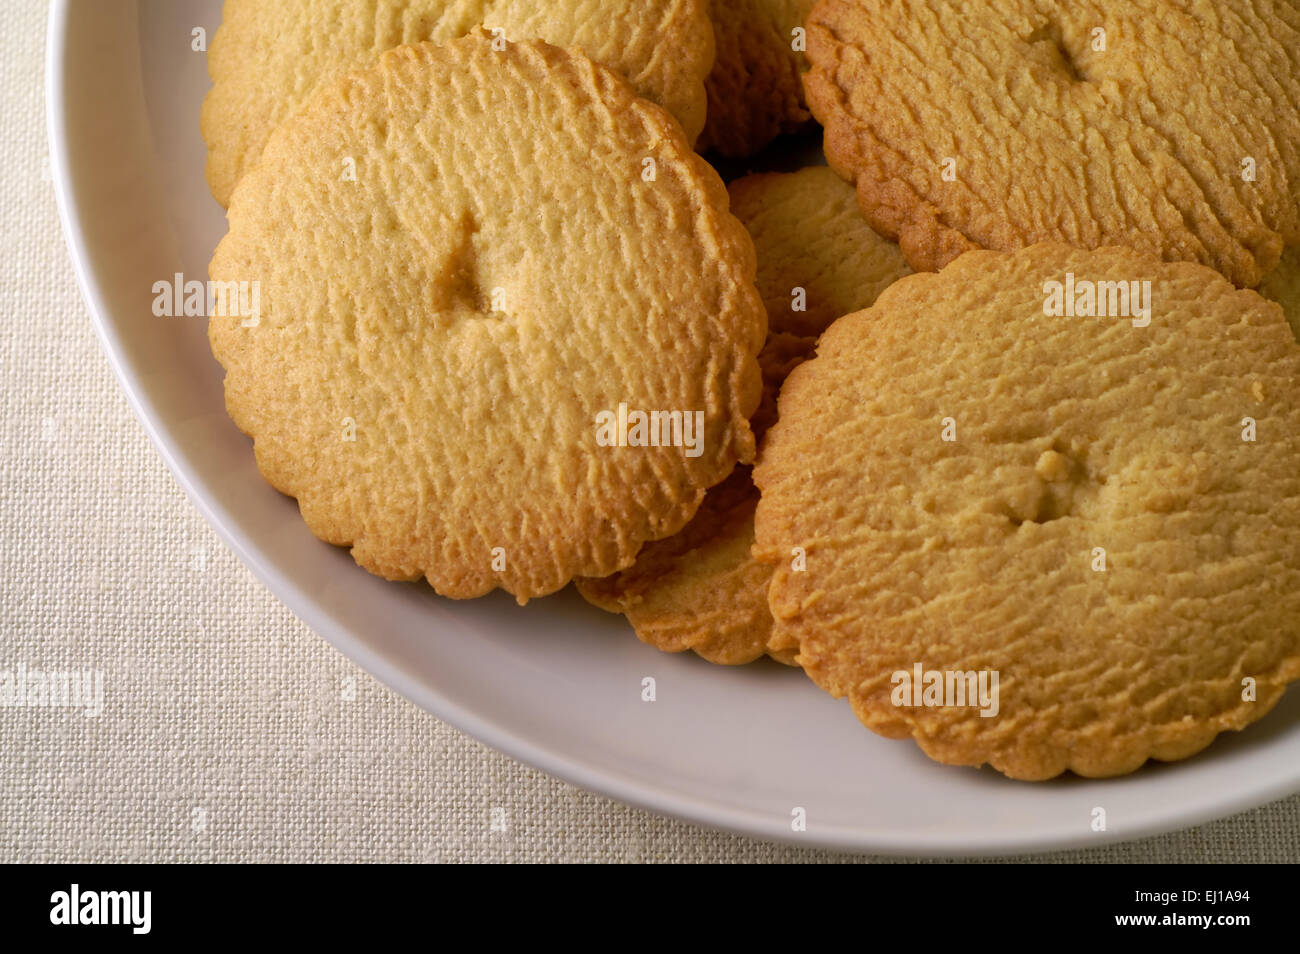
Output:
47,0,1300,856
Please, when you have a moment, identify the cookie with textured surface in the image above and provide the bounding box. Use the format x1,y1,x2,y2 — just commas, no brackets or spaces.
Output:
755,243,1300,779
208,34,764,603
699,0,815,157
804,0,1300,288
202,0,715,206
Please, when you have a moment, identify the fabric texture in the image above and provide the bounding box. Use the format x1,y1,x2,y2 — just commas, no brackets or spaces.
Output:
2,0,1297,862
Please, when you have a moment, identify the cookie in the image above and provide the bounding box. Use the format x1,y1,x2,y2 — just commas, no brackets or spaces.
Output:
577,168,909,664
698,0,815,157
208,34,765,603
1260,246,1300,341
728,166,911,337
804,0,1300,288
754,243,1300,780
201,0,715,206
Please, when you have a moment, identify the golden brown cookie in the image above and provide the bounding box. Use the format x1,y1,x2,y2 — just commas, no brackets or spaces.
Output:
755,243,1300,780
208,34,764,603
201,0,715,206
698,0,815,157
1260,246,1300,342
804,0,1300,287
577,168,909,664
728,166,911,337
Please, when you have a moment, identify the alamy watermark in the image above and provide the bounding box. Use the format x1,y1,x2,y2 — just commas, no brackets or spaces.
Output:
50,885,150,934
1043,272,1151,327
0,663,104,718
153,272,261,327
594,403,705,458
891,664,999,718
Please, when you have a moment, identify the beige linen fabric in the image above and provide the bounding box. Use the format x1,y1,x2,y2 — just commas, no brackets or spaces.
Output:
1,0,1297,862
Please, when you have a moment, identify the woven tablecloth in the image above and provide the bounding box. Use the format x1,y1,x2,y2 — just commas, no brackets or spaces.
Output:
4,1,1298,863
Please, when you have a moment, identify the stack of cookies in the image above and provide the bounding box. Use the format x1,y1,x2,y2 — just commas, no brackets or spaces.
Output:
203,0,1300,781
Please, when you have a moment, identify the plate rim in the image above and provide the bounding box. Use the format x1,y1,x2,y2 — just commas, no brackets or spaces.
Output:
44,0,1300,858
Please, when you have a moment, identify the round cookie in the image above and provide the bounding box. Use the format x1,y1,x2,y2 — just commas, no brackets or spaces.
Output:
804,0,1300,287
754,243,1300,780
1260,246,1300,342
577,168,910,664
201,0,715,206
208,34,765,603
698,0,815,158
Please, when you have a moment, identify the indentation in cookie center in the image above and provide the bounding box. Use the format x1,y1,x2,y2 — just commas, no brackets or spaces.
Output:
1005,444,1098,526
1030,448,1082,522
1026,21,1090,84
432,212,506,320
